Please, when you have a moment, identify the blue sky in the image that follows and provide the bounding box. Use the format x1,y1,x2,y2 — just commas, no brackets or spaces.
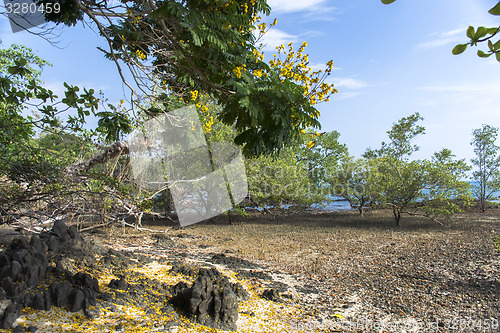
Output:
1,0,500,162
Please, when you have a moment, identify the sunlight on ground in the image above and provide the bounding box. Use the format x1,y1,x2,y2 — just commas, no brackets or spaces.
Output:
14,259,318,333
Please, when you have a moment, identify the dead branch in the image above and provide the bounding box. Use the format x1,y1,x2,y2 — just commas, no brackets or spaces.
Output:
64,140,129,178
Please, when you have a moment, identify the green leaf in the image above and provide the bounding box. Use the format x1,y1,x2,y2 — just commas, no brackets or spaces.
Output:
452,44,468,55
477,50,491,58
466,26,475,39
487,27,500,34
488,2,500,15
494,39,500,50
496,51,500,62
476,26,488,39
381,0,396,3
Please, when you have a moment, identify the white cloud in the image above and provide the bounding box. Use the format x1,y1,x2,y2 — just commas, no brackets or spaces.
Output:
267,0,328,13
332,77,369,90
416,81,500,123
415,28,465,51
333,91,360,100
418,81,500,95
256,28,298,52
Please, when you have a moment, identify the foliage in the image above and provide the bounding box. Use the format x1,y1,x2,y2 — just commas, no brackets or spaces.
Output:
470,124,500,212
382,0,500,62
494,235,500,252
0,43,142,228
293,130,348,187
332,156,378,216
37,0,337,155
364,113,472,225
245,148,323,213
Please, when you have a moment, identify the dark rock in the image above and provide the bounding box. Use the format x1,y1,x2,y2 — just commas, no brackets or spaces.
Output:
267,281,290,294
54,258,76,277
84,303,100,319
0,252,9,268
46,236,59,252
170,267,245,331
70,289,85,312
10,261,21,281
236,269,271,280
29,235,47,254
102,249,130,270
50,281,73,308
25,265,42,287
32,291,50,311
8,237,30,252
68,225,83,241
12,249,30,266
97,292,113,302
210,253,262,270
52,220,68,238
72,272,99,293
169,262,199,277
109,277,128,291
1,301,20,329
0,221,101,329
262,288,282,302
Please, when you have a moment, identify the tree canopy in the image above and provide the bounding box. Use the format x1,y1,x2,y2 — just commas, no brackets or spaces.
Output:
36,0,337,156
471,124,500,212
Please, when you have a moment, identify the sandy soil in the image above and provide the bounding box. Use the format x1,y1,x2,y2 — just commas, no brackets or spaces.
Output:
5,208,500,332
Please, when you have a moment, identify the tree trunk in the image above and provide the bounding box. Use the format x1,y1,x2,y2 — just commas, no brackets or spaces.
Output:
392,206,401,226
358,198,366,217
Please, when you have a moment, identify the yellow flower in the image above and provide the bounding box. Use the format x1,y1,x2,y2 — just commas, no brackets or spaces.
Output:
233,66,245,78
306,141,315,148
253,69,263,78
190,90,198,101
135,49,146,60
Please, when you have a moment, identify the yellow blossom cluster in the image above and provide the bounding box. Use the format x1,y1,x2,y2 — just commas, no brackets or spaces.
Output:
270,42,337,108
232,64,246,78
132,15,141,27
303,131,324,149
188,90,214,133
135,49,146,60
306,141,315,148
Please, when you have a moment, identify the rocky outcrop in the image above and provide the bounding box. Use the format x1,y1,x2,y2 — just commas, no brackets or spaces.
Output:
169,267,249,331
0,221,101,329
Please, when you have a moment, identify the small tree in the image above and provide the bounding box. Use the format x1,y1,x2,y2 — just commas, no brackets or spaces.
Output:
366,113,472,225
471,124,500,212
332,156,378,217
245,148,322,214
294,130,348,188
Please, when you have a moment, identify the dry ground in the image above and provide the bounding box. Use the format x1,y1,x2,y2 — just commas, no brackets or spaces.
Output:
135,208,500,332
7,208,500,332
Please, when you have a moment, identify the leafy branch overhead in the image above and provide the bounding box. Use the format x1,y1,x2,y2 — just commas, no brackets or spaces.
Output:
37,0,337,156
382,0,500,62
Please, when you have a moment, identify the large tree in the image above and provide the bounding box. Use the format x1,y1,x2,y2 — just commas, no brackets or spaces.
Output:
35,0,336,156
471,124,500,212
